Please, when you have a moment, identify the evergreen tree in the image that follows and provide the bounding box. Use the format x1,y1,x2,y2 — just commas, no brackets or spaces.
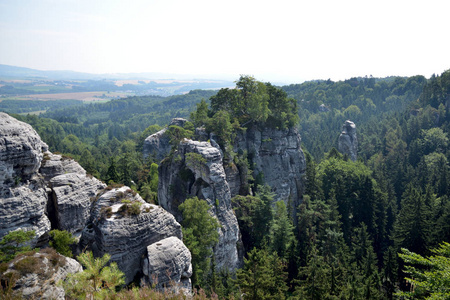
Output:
179,197,220,287
393,184,431,254
269,201,295,259
105,157,119,184
237,248,288,300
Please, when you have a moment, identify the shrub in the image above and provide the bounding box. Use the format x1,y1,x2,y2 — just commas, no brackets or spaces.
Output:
100,206,113,219
49,230,77,258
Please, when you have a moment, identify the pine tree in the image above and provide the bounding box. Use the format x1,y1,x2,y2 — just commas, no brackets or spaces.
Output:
237,248,287,300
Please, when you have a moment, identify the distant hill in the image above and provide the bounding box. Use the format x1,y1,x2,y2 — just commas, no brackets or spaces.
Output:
0,64,235,82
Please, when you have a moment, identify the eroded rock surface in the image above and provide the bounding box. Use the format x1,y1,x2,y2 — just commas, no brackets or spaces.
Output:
158,139,241,270
2,249,82,300
0,112,48,187
234,126,306,218
48,173,105,236
143,118,188,162
142,236,192,293
338,120,358,161
81,186,183,284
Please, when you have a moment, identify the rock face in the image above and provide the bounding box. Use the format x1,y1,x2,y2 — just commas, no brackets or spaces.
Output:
158,139,241,271
234,126,306,218
1,113,192,292
143,118,188,161
2,249,82,300
0,112,48,187
48,172,105,236
338,120,358,161
81,186,184,284
142,236,192,293
0,113,50,243
0,186,50,245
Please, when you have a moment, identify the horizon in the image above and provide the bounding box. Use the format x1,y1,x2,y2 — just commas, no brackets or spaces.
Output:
1,0,449,84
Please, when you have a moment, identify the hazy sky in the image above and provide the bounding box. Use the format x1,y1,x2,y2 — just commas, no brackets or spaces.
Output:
0,0,449,83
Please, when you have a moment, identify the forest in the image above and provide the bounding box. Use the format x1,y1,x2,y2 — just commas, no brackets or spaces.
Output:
4,70,450,299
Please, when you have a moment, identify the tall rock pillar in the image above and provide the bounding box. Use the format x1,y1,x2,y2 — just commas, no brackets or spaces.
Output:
338,120,358,161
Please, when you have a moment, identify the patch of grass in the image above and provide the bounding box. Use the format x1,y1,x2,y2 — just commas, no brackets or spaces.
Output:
100,206,113,219
118,201,142,217
13,255,43,276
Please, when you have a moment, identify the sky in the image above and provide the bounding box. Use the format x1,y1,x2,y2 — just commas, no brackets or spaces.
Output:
0,0,449,84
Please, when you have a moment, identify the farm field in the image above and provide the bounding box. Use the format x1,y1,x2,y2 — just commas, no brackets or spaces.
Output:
0,91,132,102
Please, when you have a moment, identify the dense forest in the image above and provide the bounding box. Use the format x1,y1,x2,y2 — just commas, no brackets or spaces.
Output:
6,70,450,299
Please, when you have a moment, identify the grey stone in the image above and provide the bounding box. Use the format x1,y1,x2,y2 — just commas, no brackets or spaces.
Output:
0,113,48,188
338,120,358,161
158,139,241,271
49,173,105,235
81,186,183,284
143,118,189,162
3,250,82,300
234,126,306,220
142,236,192,294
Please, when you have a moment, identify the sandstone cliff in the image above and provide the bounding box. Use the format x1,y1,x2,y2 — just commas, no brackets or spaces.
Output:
234,125,306,216
338,120,358,161
81,186,184,284
158,139,241,271
0,113,192,292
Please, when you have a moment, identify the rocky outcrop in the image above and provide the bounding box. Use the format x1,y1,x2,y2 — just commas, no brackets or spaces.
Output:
338,120,358,161
0,186,50,245
81,186,183,284
0,113,50,244
1,249,82,300
1,113,191,291
0,113,48,188
158,139,241,271
39,152,86,181
48,172,105,236
143,118,188,162
234,126,306,216
142,236,192,293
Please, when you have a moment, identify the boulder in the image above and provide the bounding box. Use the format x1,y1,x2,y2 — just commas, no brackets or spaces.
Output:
81,186,183,284
48,173,105,236
142,236,192,294
338,120,358,161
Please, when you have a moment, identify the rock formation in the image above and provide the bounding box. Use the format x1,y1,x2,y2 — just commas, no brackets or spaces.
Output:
143,118,187,161
142,236,192,293
338,120,358,161
0,113,192,292
0,113,51,244
0,112,48,188
158,139,241,271
234,126,306,214
1,249,82,300
81,186,185,284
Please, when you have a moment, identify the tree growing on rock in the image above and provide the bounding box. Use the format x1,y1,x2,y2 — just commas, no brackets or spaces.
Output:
179,197,219,287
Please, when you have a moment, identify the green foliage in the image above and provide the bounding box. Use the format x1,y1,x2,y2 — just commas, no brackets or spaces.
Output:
398,242,450,299
237,247,288,300
233,185,274,252
166,125,193,148
64,251,125,299
49,229,77,258
269,201,295,259
179,197,220,287
0,230,35,263
208,75,298,130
